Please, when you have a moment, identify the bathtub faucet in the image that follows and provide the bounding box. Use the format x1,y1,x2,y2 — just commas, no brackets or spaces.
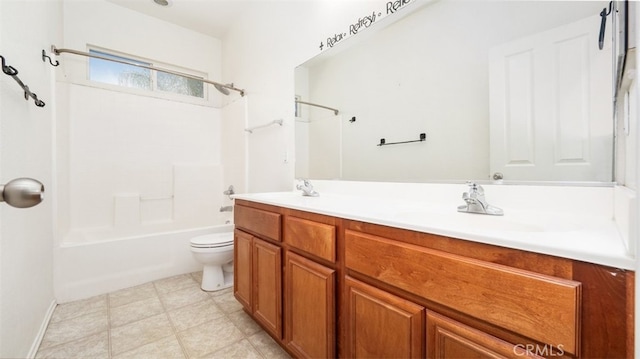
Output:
223,185,234,199
457,181,503,216
296,179,319,197
220,206,233,212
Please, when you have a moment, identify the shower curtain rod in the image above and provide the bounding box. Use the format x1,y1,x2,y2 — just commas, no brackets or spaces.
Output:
50,46,245,96
295,99,339,115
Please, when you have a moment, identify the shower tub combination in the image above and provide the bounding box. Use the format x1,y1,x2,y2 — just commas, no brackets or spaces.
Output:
55,223,234,303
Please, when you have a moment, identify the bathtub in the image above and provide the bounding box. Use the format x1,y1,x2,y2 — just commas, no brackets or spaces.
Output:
54,224,234,303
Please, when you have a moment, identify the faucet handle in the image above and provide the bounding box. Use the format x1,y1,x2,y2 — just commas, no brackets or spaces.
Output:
466,181,483,195
296,178,319,197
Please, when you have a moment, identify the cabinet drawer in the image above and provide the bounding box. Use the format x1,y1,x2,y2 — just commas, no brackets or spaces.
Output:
427,311,546,358
235,205,281,242
284,216,336,263
345,230,581,355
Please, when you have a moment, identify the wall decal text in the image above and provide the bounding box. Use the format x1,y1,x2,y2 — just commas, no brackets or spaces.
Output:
318,0,415,51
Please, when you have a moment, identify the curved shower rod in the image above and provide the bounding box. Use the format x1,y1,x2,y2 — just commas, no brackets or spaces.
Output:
295,99,339,115
49,46,245,96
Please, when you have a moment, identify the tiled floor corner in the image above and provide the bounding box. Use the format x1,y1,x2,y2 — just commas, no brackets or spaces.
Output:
36,272,291,359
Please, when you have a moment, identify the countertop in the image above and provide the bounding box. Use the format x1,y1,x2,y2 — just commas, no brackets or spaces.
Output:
233,190,635,270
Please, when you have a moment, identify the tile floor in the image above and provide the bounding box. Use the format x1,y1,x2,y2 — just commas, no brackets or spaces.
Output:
36,272,291,359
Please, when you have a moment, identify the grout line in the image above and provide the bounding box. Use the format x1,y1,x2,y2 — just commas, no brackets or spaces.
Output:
152,277,192,359
106,294,113,359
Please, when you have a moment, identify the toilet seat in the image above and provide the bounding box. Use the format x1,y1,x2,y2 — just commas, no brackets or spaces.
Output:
190,233,234,249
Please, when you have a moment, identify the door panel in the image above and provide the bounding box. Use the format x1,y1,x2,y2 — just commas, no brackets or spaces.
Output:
490,14,613,181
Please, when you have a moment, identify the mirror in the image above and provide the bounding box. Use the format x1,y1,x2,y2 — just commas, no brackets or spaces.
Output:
295,0,616,183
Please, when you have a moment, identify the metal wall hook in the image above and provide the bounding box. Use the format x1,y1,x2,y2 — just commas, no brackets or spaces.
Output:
0,54,46,107
599,1,614,50
31,94,45,107
1,55,18,76
42,49,59,67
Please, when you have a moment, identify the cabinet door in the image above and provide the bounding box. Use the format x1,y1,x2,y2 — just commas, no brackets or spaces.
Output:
345,276,424,358
234,230,252,311
427,312,546,359
285,252,335,359
253,237,283,339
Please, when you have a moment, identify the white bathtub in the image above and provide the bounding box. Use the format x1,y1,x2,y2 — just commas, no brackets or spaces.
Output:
54,224,234,303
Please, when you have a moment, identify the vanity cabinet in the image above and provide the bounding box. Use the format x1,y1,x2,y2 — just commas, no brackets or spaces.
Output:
234,203,337,357
233,230,252,310
284,215,337,359
252,237,282,337
344,229,581,356
234,199,634,359
285,251,335,358
345,276,425,358
426,312,544,359
234,205,283,339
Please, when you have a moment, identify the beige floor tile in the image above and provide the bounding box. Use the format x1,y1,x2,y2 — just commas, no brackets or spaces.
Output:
211,290,243,313
227,310,262,336
110,295,164,328
202,339,264,359
112,335,186,359
190,271,203,284
110,313,174,356
248,332,291,359
38,272,285,359
35,331,109,359
51,295,107,323
40,310,108,349
109,282,158,308
167,298,225,332
154,273,199,294
178,316,244,358
159,286,211,311
207,286,231,298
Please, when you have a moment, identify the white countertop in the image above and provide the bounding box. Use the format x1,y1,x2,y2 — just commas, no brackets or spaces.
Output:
233,187,636,270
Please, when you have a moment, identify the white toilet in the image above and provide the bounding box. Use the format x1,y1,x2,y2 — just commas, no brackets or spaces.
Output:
190,232,234,291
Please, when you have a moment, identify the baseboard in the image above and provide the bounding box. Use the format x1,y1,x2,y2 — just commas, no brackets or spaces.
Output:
26,299,57,359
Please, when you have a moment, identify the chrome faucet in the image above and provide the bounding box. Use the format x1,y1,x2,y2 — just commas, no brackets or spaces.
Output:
223,185,234,199
296,179,319,197
457,182,503,216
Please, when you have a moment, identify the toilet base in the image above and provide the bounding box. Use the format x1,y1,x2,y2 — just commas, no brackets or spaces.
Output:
201,264,234,292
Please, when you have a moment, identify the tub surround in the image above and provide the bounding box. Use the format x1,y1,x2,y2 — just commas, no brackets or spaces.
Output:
232,180,634,270
55,224,234,303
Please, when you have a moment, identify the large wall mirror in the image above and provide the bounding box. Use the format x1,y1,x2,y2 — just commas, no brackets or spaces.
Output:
295,0,620,184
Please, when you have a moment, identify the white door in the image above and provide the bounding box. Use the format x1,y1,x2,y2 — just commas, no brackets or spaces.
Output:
489,15,613,182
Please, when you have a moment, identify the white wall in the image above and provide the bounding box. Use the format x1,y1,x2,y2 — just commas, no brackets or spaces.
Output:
223,0,404,192
57,1,231,242
0,1,60,357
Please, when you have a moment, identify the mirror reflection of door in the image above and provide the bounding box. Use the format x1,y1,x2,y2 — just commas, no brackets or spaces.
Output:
489,14,613,181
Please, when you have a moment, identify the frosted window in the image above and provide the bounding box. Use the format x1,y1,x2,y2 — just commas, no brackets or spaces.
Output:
89,50,151,90
157,71,204,98
88,48,206,100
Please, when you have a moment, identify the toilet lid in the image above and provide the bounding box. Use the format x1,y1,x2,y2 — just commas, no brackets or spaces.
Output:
190,232,234,248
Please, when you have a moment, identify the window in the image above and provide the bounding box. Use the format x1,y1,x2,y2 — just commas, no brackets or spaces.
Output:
157,70,204,98
88,48,205,99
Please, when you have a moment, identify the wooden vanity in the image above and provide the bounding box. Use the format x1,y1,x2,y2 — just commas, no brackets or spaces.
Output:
234,199,634,358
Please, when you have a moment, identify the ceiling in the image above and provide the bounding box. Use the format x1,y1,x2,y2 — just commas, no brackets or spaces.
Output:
105,0,254,38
